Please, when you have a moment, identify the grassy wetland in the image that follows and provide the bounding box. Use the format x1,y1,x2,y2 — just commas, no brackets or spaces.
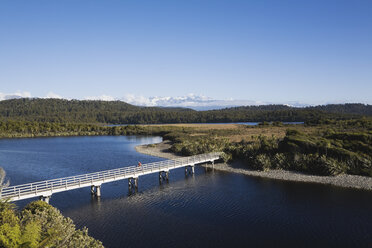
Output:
136,120,372,189
2,118,370,179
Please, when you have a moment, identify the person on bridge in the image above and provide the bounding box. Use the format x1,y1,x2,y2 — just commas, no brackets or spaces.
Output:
138,161,142,167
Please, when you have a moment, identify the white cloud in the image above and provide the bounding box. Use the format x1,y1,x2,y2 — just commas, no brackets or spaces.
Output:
0,91,32,101
122,94,157,106
84,94,116,101
119,93,262,110
45,92,62,99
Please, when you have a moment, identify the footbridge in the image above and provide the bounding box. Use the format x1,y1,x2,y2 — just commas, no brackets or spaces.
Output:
0,152,222,203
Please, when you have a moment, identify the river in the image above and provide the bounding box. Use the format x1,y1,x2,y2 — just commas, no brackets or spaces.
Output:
0,136,371,248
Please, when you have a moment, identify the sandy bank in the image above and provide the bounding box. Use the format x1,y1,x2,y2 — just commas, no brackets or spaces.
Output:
135,141,372,191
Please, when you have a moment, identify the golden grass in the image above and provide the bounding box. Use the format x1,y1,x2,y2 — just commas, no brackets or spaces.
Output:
142,123,242,130
142,123,320,143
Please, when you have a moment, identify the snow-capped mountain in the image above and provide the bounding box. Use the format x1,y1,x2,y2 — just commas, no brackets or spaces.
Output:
121,94,266,110
0,91,32,101
0,91,315,110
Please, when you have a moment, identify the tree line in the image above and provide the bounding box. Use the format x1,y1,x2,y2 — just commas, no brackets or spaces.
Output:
0,98,370,124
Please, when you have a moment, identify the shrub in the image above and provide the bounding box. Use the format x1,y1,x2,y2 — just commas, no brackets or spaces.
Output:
0,201,104,248
253,154,272,171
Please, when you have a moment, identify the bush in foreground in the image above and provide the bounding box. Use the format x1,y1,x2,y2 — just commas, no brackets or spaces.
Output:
0,200,103,248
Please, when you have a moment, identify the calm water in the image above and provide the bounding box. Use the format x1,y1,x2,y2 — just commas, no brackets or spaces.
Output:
0,136,371,248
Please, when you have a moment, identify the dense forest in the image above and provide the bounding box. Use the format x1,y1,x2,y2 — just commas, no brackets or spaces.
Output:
0,98,371,124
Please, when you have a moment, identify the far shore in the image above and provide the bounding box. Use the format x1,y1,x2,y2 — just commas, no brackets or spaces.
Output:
136,141,372,191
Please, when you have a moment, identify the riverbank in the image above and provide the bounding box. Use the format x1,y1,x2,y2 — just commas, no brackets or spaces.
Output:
136,141,372,191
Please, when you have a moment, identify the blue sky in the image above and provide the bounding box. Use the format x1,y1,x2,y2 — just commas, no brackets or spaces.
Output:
0,0,371,105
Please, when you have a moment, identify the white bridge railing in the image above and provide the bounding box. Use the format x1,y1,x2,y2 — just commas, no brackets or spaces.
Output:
0,152,222,202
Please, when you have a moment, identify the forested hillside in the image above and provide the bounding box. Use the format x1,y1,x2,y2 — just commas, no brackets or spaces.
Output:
0,98,194,123
0,98,370,124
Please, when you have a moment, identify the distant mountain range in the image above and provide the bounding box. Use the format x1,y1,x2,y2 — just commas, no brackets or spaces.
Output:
115,94,316,110
120,94,266,110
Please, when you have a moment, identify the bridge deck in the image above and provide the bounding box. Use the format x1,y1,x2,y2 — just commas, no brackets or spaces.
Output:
0,152,221,202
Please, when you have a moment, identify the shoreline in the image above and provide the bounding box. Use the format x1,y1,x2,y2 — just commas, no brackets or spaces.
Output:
136,141,372,191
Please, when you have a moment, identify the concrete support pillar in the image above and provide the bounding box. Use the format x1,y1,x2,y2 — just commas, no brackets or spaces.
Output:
40,195,51,204
185,165,195,175
134,178,138,189
159,171,169,183
95,186,101,197
128,177,138,189
91,185,101,197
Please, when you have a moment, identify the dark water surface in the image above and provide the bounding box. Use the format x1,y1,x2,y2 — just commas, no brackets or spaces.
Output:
0,136,371,248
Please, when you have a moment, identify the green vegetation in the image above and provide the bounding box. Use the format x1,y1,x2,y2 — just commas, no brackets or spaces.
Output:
0,118,371,177
0,168,103,248
0,98,370,124
0,120,105,138
0,201,103,248
164,119,372,177
0,120,177,138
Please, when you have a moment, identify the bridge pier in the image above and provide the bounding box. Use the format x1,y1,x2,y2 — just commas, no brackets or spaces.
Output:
159,171,169,183
90,185,102,197
128,177,138,189
185,165,195,175
39,195,51,204
96,186,101,197
204,161,215,173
